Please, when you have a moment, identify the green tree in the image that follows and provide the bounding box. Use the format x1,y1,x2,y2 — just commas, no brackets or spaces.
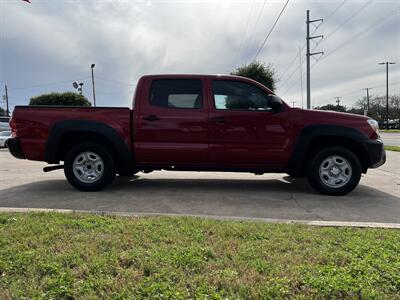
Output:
351,95,400,123
315,104,347,112
231,61,276,91
29,92,92,106
0,107,5,116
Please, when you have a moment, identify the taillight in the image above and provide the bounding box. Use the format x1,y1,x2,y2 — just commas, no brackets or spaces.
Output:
9,116,17,138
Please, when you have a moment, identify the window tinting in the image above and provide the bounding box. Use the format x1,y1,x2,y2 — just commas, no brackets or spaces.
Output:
212,80,272,111
150,79,203,109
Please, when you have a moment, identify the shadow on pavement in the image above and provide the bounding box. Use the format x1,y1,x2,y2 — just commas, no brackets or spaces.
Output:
1,174,400,224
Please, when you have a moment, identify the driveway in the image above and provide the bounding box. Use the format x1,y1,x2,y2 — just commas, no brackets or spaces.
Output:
0,149,399,223
380,132,400,147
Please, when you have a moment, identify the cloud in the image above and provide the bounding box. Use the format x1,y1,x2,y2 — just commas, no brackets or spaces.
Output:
0,0,399,110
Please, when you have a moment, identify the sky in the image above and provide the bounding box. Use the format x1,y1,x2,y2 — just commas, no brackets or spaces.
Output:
0,0,399,111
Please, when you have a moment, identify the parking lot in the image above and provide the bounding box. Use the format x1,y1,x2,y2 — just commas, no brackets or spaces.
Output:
0,148,399,224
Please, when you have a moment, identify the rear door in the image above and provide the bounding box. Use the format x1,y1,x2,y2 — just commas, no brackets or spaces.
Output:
208,79,291,168
135,77,209,165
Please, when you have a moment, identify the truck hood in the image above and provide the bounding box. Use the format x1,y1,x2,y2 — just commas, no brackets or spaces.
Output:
292,108,370,121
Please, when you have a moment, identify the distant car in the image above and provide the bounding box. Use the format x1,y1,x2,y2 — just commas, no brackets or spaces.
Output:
0,116,10,132
0,130,11,148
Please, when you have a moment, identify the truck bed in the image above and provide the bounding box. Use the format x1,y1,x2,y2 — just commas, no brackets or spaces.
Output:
11,106,132,161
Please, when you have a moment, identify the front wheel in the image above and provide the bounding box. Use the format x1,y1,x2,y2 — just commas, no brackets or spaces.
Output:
64,143,116,191
307,147,361,196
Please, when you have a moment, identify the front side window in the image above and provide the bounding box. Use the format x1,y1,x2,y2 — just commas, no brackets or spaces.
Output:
213,80,272,111
150,79,203,109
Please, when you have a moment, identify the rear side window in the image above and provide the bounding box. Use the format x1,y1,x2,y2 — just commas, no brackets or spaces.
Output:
150,79,203,109
212,80,272,111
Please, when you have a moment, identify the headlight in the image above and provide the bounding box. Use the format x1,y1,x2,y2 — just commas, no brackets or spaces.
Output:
367,119,379,135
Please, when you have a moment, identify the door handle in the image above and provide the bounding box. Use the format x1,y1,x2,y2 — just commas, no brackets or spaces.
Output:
215,116,226,124
143,115,160,122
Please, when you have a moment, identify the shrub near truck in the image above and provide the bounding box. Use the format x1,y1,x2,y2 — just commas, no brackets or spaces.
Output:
8,74,385,195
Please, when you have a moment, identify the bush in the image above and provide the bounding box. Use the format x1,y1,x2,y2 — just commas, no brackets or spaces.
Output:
231,61,276,91
29,92,92,107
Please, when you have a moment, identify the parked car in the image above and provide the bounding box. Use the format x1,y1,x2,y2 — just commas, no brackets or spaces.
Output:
0,130,11,148
0,116,10,132
7,74,385,195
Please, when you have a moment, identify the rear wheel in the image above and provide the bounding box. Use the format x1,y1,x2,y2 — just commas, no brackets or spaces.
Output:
307,147,361,196
64,143,116,191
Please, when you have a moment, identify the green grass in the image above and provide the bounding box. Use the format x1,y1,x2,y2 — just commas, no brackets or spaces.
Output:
1,213,399,299
385,145,400,152
381,129,400,133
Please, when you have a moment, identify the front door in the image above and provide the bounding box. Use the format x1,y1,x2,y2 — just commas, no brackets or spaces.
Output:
208,79,291,168
135,77,209,165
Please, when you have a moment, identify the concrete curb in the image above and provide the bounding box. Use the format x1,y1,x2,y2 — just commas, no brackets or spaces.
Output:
1,207,400,229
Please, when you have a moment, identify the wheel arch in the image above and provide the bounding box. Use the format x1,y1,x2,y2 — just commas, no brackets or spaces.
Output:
45,120,134,170
289,125,371,176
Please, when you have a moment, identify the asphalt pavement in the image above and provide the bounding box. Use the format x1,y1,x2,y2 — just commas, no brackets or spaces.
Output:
1,148,399,224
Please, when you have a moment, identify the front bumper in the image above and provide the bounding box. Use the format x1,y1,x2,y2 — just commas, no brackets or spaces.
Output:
7,138,26,159
363,138,386,168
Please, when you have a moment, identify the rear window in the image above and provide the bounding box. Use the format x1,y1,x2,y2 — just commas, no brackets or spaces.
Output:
150,79,203,109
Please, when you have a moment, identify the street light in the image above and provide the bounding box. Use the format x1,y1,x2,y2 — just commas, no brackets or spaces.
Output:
91,64,96,107
379,62,396,130
72,82,84,95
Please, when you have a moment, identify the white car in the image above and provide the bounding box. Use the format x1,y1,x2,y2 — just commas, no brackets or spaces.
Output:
0,116,10,132
0,130,11,148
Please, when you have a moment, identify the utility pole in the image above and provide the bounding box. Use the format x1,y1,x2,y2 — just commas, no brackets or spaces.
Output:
306,10,323,109
299,46,304,109
362,87,372,115
4,85,10,117
292,101,296,107
379,62,396,130
91,64,96,107
334,96,342,107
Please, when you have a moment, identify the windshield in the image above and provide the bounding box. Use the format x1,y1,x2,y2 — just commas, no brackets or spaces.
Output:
0,131,11,136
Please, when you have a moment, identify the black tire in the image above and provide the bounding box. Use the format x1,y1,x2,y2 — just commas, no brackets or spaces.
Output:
4,141,8,148
307,147,361,196
64,142,116,191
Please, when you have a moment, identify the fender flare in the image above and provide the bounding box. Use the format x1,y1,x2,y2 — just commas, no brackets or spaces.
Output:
45,120,134,165
288,124,369,175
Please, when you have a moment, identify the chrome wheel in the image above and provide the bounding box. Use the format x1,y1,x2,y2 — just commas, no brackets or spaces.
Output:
72,151,104,183
319,155,352,188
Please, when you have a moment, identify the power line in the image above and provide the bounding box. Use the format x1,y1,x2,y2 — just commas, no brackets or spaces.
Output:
8,76,90,91
281,6,399,94
95,77,136,86
321,6,399,62
277,0,346,83
277,44,306,81
324,0,347,23
323,0,373,42
245,0,268,55
252,0,290,62
235,0,255,66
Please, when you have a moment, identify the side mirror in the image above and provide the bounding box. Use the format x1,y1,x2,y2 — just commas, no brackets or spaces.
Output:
267,94,283,112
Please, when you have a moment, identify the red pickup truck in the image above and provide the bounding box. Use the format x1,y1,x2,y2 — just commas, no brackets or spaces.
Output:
8,74,385,195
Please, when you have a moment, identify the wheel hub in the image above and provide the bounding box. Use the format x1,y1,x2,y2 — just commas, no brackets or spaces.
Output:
319,155,352,188
72,151,104,184
329,166,341,177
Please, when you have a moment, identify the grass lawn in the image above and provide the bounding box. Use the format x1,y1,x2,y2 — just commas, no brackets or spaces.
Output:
385,145,400,152
1,213,399,299
381,129,400,133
